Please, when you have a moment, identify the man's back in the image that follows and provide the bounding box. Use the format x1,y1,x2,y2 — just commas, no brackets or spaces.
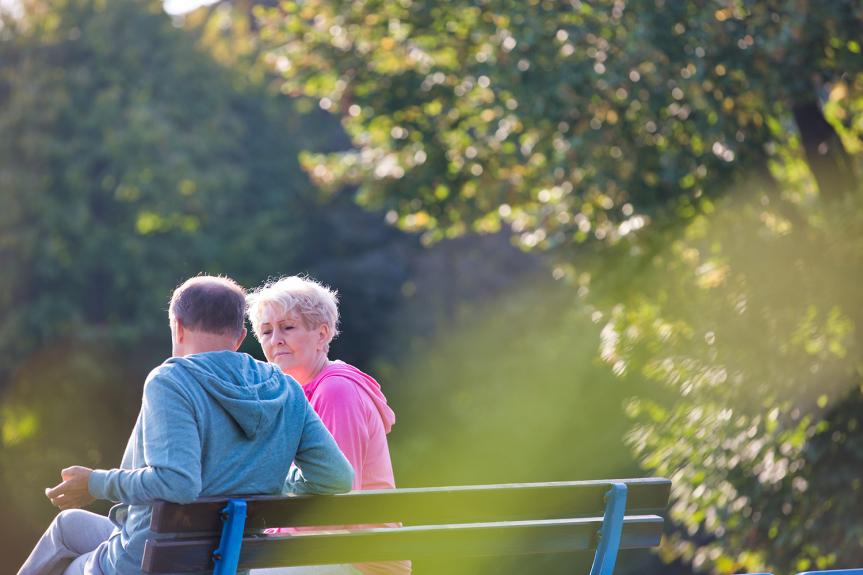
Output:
90,351,352,575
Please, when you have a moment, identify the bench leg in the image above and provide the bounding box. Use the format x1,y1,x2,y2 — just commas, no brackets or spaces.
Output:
213,499,247,575
588,483,628,575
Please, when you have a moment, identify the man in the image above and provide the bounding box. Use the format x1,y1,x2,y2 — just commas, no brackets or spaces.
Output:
18,275,354,575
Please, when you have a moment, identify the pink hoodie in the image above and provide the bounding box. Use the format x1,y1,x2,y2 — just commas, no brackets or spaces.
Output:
302,361,411,575
303,361,397,492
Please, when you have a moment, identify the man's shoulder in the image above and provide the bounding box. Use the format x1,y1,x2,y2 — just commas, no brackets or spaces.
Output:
142,360,190,397
145,359,181,384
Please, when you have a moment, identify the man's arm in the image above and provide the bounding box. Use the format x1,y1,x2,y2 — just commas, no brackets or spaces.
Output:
90,376,202,504
50,376,204,507
284,402,354,495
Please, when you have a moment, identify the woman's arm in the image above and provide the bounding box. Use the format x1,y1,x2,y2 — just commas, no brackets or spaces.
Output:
285,401,355,495
307,376,369,490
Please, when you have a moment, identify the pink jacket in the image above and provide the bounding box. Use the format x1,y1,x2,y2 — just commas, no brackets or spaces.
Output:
303,361,397,492
300,361,411,575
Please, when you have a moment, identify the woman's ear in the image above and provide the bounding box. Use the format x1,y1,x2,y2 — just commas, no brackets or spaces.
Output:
317,323,331,352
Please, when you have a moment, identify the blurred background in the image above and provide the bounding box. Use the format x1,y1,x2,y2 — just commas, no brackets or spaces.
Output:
1,0,862,573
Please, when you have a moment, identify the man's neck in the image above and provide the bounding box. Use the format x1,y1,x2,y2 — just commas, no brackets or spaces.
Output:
181,344,234,356
177,331,239,357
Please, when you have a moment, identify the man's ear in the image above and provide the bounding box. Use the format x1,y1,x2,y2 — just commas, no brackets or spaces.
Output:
174,318,186,343
232,327,247,351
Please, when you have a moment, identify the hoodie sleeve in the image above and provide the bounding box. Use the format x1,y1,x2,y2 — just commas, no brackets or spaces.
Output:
88,374,203,504
283,401,354,495
306,375,368,490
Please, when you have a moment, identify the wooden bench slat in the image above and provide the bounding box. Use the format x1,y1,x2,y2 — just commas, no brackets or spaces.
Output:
142,515,664,573
150,478,670,534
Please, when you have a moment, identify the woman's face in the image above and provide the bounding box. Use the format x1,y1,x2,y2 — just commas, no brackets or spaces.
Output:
256,305,328,384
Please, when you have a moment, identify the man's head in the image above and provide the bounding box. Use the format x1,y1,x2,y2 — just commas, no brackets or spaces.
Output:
168,276,248,356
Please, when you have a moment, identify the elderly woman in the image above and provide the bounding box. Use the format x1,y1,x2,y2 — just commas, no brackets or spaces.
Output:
247,276,411,575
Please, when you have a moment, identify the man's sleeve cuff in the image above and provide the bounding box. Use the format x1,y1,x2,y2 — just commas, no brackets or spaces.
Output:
89,469,110,499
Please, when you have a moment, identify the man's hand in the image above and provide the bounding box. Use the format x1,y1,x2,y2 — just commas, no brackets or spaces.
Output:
45,466,96,510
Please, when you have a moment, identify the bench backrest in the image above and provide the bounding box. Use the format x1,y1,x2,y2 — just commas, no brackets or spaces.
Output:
142,477,670,574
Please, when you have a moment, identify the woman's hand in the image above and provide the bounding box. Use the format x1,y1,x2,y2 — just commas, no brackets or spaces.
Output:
45,466,96,510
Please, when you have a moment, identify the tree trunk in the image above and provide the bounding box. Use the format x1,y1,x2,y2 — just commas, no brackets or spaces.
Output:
792,100,859,201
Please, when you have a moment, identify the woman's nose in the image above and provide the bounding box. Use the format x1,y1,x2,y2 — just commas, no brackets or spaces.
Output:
268,331,284,345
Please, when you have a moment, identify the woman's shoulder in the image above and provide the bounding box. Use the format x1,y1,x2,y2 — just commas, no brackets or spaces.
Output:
311,363,365,401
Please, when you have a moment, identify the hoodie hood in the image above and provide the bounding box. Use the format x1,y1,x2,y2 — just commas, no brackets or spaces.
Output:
165,351,291,439
304,361,396,433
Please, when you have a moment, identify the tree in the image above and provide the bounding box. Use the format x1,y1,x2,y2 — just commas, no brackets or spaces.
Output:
591,188,863,573
257,0,860,245
256,1,863,572
0,0,310,374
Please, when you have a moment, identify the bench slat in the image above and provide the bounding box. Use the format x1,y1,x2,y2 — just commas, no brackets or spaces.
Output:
142,515,664,573
150,478,670,534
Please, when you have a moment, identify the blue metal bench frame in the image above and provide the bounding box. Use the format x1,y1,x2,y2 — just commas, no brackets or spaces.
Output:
212,499,247,575
589,483,628,575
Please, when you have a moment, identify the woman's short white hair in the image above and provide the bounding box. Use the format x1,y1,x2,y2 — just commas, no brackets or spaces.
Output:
247,275,340,349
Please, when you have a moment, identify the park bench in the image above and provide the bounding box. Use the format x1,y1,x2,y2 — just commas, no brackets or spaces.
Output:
141,477,670,575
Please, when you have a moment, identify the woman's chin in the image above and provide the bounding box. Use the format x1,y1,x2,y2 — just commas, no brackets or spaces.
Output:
272,357,294,374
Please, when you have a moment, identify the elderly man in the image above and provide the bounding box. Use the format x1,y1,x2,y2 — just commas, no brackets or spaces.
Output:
18,276,354,575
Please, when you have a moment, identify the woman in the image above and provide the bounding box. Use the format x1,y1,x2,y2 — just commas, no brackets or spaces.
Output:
247,276,411,575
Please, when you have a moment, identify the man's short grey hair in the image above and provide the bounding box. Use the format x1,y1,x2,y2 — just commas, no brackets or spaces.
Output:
169,275,247,337
247,275,340,350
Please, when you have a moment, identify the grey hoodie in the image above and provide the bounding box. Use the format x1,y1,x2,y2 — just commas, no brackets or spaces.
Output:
87,350,354,575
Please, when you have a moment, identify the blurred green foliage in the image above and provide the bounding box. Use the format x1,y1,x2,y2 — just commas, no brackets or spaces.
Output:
0,0,420,373
379,275,659,575
0,0,310,370
589,188,863,573
387,279,638,487
256,0,860,244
